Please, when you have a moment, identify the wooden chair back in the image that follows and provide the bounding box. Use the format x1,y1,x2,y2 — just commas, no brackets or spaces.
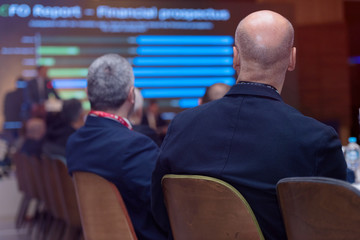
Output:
12,152,28,193
162,174,264,240
53,159,81,227
41,155,66,220
277,177,360,240
72,171,137,240
28,156,49,206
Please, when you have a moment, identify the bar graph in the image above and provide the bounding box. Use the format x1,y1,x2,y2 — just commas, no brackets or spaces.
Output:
0,0,290,129
40,34,235,108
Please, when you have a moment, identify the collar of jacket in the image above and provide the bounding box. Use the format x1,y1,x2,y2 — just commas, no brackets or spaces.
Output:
85,115,129,129
225,82,283,102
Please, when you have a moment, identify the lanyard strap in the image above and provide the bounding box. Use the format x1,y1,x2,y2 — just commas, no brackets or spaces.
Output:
89,110,132,130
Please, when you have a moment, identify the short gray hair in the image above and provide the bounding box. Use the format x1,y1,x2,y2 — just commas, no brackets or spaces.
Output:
87,54,134,111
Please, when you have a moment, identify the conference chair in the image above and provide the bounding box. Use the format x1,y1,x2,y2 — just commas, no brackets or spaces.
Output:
161,174,265,240
13,152,33,229
72,171,137,240
53,159,82,240
277,177,360,240
41,156,67,240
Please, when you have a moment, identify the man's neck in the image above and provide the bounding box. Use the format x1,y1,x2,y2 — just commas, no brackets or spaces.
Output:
100,108,128,119
237,71,285,94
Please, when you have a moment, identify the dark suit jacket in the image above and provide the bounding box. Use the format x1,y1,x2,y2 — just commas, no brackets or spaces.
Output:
26,78,59,104
151,83,347,240
3,89,24,122
66,116,166,240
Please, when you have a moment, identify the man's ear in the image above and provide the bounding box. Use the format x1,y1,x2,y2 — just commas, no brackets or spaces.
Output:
233,46,240,75
128,86,135,104
288,47,296,71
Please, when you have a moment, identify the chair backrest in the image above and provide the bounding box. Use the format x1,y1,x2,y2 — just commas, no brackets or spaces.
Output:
41,155,66,220
162,174,264,240
12,152,28,193
53,159,81,227
14,153,39,200
277,177,360,240
72,171,137,240
28,156,53,207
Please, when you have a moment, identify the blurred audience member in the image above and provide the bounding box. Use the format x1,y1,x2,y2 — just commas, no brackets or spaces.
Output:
3,78,25,141
20,118,46,157
66,54,166,240
130,88,161,146
151,10,347,240
200,83,231,105
142,100,167,130
42,99,84,161
141,100,168,140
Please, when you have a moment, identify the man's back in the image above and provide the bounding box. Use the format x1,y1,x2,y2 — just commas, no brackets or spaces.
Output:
67,116,165,240
152,83,347,240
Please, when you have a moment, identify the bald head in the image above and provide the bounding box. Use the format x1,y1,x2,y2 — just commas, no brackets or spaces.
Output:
235,10,294,67
201,83,231,104
233,10,295,91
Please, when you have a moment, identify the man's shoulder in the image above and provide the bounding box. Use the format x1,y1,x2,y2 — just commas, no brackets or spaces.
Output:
172,101,213,121
277,103,338,141
68,122,157,149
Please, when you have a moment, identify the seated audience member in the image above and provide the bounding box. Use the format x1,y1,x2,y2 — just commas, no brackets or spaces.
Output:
200,82,231,105
141,100,168,140
20,118,46,157
151,10,347,240
66,54,166,240
130,88,161,146
42,98,84,161
3,78,25,140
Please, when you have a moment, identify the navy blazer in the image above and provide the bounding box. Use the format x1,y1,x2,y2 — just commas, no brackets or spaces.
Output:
66,116,166,240
26,78,59,104
151,83,347,240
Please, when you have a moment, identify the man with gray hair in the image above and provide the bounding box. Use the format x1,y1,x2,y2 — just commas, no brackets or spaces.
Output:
151,11,346,240
66,54,166,240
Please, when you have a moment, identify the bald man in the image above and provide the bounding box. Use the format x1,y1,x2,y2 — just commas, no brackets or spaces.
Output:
151,11,346,240
200,83,231,105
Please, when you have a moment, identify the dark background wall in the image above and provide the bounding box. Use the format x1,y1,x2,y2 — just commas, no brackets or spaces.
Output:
258,0,355,144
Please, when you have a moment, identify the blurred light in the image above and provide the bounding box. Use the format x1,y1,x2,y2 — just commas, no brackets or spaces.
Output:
141,88,206,98
16,81,27,88
59,90,87,99
133,57,233,66
133,67,235,77
137,46,233,55
136,35,234,45
3,121,22,129
52,79,87,89
161,112,176,120
179,98,199,108
135,77,235,88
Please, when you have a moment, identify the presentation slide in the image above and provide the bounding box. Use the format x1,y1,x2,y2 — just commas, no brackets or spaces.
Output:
0,1,292,125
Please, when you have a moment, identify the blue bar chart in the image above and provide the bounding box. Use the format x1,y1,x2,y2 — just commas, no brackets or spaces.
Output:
43,35,236,108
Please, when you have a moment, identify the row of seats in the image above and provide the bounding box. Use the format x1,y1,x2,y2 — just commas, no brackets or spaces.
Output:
69,172,360,240
162,175,360,240
14,155,360,240
13,153,82,240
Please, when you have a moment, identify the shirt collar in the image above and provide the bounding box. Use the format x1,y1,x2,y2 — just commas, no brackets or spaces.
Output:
225,82,283,102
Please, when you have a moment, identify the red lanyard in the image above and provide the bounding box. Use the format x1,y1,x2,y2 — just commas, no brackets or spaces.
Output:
89,110,132,130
